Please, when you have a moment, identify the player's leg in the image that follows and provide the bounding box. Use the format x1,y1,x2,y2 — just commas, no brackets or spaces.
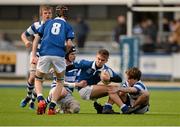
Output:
90,85,109,99
48,56,66,115
130,91,150,114
133,91,150,108
65,95,80,113
108,91,131,114
48,71,64,115
35,56,50,115
59,93,80,114
35,70,46,114
20,74,32,107
20,52,38,109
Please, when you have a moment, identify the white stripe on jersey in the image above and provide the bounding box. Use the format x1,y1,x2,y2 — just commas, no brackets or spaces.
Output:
26,21,43,35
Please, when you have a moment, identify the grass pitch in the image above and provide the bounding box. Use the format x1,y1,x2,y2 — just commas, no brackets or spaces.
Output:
0,87,180,126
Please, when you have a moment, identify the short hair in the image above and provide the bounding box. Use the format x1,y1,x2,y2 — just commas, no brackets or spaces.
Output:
39,5,53,16
126,67,141,80
97,49,109,59
55,5,68,18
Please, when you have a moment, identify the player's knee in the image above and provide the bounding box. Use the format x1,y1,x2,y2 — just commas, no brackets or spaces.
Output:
69,101,80,113
35,75,43,81
142,91,150,100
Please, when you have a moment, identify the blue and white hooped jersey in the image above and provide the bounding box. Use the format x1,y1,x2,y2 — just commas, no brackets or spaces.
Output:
38,17,74,57
122,80,148,100
64,67,80,92
51,63,80,93
25,21,43,54
73,59,119,88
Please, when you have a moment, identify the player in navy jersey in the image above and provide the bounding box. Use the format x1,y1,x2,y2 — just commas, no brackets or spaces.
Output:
20,5,53,109
31,5,74,115
46,46,87,113
66,49,122,113
109,67,150,114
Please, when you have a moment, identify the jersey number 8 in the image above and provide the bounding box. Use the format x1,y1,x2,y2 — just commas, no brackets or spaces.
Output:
51,23,61,35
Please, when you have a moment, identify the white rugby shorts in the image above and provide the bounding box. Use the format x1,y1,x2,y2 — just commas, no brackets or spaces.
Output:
37,56,66,73
79,85,94,100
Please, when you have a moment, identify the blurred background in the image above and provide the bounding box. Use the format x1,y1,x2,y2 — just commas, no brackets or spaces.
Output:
1,0,180,81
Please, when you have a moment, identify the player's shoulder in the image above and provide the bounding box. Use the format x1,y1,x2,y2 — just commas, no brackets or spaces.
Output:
75,59,92,65
32,21,43,29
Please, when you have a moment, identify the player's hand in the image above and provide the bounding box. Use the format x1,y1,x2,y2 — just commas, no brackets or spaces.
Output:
25,41,32,48
76,80,87,88
31,56,38,64
100,69,110,85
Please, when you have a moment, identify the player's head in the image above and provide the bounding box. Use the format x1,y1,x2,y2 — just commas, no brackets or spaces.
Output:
39,5,53,22
55,5,68,19
125,67,141,86
95,49,109,68
65,46,77,62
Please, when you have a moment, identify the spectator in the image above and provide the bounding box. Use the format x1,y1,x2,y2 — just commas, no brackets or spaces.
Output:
141,19,157,53
112,15,127,44
168,19,180,53
0,32,16,50
74,15,89,48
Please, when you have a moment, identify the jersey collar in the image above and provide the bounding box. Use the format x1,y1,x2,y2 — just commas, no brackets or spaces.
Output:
54,17,66,22
92,61,105,71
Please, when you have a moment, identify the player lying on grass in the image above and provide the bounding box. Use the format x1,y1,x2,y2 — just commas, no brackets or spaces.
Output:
66,49,122,114
20,5,53,109
108,67,150,114
46,46,87,113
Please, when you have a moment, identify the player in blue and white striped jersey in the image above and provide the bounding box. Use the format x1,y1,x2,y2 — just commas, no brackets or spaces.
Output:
31,5,74,115
20,5,53,109
109,67,150,114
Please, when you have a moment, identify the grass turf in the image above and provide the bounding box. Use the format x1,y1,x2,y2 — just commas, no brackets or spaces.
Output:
0,87,180,126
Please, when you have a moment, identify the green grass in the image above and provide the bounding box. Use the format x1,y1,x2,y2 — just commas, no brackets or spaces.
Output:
0,87,180,126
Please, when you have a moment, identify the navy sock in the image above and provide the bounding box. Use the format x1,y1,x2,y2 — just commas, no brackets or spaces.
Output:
37,96,44,102
26,82,34,98
49,102,56,110
103,104,112,110
121,104,129,113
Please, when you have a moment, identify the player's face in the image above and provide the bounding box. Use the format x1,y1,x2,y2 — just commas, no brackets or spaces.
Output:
68,52,76,62
126,75,137,87
41,9,52,22
95,54,108,68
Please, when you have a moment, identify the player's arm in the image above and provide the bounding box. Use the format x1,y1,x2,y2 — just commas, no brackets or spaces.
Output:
109,85,138,94
64,80,87,88
21,31,32,48
117,86,138,93
31,34,40,64
66,39,74,52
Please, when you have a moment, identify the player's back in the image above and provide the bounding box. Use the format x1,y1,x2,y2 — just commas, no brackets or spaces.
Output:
39,17,74,57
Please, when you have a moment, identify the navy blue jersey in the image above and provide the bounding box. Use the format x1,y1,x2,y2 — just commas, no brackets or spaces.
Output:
73,59,120,89
38,17,74,57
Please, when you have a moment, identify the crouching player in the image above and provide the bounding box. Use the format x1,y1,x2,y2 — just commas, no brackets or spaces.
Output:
109,67,150,114
68,49,122,113
46,46,87,113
